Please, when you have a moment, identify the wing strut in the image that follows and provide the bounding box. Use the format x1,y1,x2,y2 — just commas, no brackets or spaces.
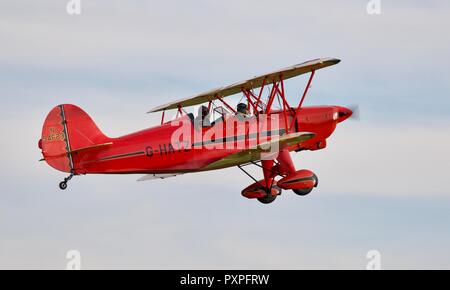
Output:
289,70,315,132
278,76,290,133
216,95,236,114
161,109,166,125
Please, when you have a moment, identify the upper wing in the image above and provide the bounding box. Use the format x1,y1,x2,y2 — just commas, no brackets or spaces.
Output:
200,132,315,171
148,58,340,113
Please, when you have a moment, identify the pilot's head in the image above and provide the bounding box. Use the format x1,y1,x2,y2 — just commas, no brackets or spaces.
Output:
236,103,249,115
198,105,209,118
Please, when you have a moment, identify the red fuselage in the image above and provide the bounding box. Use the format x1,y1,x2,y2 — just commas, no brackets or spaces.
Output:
66,105,351,175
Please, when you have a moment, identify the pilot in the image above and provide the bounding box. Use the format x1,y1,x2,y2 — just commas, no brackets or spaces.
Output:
195,105,211,127
236,103,250,119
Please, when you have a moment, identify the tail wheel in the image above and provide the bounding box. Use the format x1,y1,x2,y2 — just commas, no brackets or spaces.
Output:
58,173,74,190
292,174,318,196
59,181,67,190
257,186,281,204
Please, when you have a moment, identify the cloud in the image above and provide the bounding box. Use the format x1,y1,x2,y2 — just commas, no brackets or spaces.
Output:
2,1,449,73
1,0,449,124
294,122,450,196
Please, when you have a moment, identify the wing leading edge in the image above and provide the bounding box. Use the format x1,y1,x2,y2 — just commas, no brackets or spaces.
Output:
148,58,340,113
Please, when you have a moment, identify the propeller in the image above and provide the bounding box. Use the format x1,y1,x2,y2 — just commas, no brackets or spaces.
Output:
348,104,360,121
336,105,360,123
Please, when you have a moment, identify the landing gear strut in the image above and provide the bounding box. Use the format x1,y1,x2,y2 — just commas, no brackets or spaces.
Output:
59,172,74,190
239,162,281,204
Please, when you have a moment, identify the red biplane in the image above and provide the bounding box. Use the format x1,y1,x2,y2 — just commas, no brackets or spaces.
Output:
38,58,353,204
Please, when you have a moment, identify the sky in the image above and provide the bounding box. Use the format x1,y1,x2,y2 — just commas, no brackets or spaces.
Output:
0,0,449,269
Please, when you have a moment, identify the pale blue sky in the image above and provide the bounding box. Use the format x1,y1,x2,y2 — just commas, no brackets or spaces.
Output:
0,0,449,269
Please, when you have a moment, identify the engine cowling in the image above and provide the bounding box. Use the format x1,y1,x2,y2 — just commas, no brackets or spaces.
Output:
241,180,279,199
277,169,317,190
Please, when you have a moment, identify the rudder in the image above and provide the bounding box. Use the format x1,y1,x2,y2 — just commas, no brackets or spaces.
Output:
39,104,109,173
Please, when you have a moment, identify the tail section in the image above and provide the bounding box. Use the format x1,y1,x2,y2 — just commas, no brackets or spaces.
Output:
39,104,110,173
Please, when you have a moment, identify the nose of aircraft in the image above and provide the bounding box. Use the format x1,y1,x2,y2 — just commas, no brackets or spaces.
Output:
336,106,353,123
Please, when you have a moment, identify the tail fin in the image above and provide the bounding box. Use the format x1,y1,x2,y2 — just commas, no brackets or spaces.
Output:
39,104,110,173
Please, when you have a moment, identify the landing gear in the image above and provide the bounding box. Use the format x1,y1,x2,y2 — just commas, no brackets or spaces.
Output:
59,181,68,190
239,162,283,204
292,174,318,196
292,187,313,196
257,195,277,204
257,186,281,204
59,173,74,190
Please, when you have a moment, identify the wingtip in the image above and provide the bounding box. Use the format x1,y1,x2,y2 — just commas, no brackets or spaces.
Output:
148,105,168,113
322,57,341,64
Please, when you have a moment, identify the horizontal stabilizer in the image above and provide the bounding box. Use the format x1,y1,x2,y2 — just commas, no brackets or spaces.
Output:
68,142,113,155
41,142,113,160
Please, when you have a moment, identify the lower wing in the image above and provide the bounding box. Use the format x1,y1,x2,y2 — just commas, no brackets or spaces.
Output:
201,132,315,170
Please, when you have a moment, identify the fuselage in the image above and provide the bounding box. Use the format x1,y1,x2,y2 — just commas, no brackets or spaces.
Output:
69,105,351,175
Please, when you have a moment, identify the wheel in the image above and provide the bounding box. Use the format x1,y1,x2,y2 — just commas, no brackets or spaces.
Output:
293,187,313,196
59,181,67,190
257,195,277,204
257,186,280,204
292,174,318,196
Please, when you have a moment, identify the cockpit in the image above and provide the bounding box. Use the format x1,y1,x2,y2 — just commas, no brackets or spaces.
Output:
194,103,254,128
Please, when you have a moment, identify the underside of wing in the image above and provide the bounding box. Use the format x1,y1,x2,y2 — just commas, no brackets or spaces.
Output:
148,58,340,113
201,132,315,171
137,173,183,181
